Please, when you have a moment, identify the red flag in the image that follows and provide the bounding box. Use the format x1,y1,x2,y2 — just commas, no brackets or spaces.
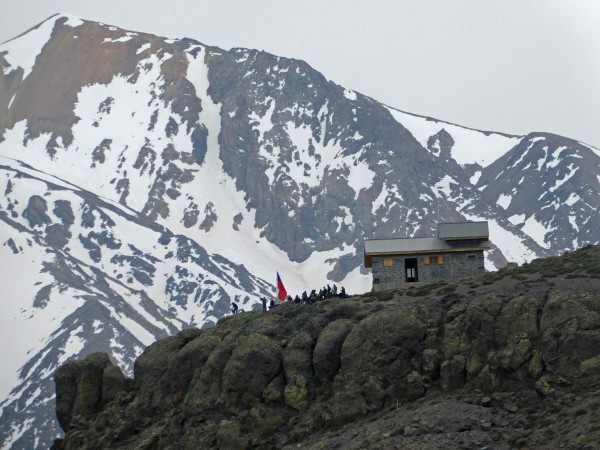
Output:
276,271,288,301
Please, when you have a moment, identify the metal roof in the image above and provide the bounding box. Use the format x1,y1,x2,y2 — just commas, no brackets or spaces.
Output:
363,236,490,267
364,237,490,255
438,221,489,240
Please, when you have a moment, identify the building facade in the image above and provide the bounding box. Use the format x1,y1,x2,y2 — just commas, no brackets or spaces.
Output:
364,222,490,291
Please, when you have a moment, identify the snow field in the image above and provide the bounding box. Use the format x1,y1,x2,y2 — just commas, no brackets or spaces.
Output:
1,15,64,80
181,48,371,302
387,108,521,168
521,216,555,250
0,220,85,401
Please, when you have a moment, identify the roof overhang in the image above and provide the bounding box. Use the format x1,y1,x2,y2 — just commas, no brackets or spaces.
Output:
363,237,490,268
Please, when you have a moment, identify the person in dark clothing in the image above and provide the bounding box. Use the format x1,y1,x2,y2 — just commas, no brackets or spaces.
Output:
340,286,348,298
261,296,267,312
333,284,338,296
231,302,239,314
294,295,301,304
269,299,277,310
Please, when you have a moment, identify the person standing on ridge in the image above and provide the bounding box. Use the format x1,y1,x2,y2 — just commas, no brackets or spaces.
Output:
261,296,267,312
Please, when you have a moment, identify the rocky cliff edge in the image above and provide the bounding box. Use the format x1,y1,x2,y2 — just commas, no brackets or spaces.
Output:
52,245,600,449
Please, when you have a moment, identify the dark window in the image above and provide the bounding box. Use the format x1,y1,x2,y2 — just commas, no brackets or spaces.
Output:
405,258,418,282
373,278,380,284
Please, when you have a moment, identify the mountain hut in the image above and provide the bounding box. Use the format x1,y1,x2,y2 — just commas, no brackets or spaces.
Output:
364,221,490,291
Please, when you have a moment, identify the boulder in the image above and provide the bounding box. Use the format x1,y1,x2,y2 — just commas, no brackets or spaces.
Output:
184,340,236,410
535,376,555,397
540,291,600,377
312,319,354,383
340,309,426,392
577,356,600,389
406,371,425,400
284,375,308,410
55,353,126,432
262,373,285,403
495,295,541,347
528,350,544,379
221,333,283,407
170,332,221,401
101,364,129,405
283,331,314,387
134,328,202,393
133,328,203,414
440,355,467,392
322,380,367,427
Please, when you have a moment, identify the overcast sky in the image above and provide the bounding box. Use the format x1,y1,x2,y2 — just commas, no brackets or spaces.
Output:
2,0,599,148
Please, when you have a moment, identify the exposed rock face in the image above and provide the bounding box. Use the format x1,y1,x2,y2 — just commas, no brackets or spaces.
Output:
53,246,600,449
55,353,130,433
22,195,51,228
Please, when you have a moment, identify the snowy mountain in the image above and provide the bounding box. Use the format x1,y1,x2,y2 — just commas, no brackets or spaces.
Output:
0,14,599,449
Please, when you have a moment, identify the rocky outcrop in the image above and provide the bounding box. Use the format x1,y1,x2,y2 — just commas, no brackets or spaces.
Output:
53,246,600,449
54,353,130,433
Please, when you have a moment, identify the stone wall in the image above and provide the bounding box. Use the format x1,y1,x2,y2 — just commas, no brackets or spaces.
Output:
371,251,485,291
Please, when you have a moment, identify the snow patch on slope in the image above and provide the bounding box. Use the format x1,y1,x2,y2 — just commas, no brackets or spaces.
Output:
57,326,85,366
386,108,521,167
0,14,82,80
343,89,357,101
181,48,370,304
347,160,375,200
549,164,578,193
463,213,537,265
497,193,512,210
103,32,137,44
0,221,85,400
521,216,554,249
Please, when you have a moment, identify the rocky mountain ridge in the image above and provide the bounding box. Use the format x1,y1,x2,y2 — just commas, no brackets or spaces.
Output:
1,13,599,448
52,245,600,449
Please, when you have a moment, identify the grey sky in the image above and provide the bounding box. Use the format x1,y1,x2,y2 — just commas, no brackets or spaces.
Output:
2,0,599,148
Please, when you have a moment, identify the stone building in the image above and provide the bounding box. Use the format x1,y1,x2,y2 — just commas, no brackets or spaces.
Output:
364,222,490,291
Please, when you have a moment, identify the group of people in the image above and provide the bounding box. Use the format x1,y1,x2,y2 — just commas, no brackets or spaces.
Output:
293,284,348,305
257,284,349,312
231,284,350,315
